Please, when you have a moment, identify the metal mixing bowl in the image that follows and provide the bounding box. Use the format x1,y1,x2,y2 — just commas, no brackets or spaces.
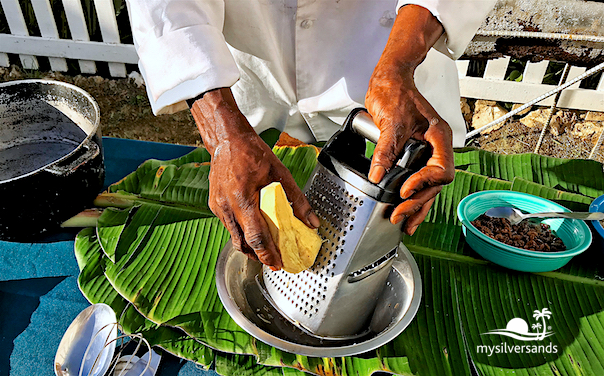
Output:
215,241,422,357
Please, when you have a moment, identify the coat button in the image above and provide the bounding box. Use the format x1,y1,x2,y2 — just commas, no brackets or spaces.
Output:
300,19,314,29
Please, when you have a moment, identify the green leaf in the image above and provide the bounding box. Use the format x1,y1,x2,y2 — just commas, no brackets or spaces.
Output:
96,207,130,262
272,145,318,189
106,148,213,216
215,354,282,376
455,149,604,198
510,177,593,212
260,128,283,148
76,145,604,376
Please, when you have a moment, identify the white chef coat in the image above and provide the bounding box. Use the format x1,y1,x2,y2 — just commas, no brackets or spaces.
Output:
126,0,495,146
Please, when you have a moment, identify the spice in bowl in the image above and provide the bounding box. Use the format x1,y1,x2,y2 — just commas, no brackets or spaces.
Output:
471,214,566,252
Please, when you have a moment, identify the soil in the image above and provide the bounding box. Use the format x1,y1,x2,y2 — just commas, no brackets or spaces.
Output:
1,65,603,164
470,119,603,162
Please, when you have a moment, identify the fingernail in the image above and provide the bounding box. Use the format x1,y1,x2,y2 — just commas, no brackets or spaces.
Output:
369,166,386,183
401,190,414,200
391,214,406,225
309,212,321,228
409,225,419,236
269,265,280,271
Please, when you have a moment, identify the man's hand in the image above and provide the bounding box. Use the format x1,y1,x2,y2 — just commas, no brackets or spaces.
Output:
190,88,320,269
365,5,454,236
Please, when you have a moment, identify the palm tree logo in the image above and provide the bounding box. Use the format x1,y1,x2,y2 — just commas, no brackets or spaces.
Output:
533,308,552,341
481,307,554,341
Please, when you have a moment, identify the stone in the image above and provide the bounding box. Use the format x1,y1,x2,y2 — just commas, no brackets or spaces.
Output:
471,100,508,134
128,71,145,87
571,121,603,139
73,75,86,86
585,111,604,121
460,98,472,124
93,76,104,85
511,103,532,117
553,111,576,136
520,109,548,128
520,109,576,136
9,65,22,79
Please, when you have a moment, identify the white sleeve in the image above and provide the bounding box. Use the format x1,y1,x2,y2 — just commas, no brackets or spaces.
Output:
396,0,496,59
126,0,240,115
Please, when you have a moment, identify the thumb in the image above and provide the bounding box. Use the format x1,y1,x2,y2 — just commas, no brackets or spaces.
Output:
368,128,408,184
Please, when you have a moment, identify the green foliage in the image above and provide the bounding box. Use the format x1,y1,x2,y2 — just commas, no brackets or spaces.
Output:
75,144,604,376
505,58,526,83
543,62,568,85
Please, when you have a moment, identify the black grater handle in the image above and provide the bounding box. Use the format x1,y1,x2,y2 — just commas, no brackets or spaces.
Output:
317,108,430,203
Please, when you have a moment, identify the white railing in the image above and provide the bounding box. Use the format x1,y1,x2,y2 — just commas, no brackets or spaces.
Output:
457,57,604,112
0,0,137,77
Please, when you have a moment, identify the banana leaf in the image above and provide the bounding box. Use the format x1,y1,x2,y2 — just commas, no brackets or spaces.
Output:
454,148,604,198
75,143,604,376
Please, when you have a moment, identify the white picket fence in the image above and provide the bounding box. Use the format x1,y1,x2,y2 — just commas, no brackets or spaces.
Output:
0,0,137,77
457,57,604,112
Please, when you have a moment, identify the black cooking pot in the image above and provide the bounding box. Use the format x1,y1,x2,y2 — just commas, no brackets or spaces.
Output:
0,80,105,241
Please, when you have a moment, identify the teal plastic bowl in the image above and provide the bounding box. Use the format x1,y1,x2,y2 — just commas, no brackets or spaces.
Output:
457,191,592,272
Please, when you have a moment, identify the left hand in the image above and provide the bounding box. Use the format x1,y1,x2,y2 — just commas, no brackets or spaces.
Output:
365,65,454,236
365,4,454,236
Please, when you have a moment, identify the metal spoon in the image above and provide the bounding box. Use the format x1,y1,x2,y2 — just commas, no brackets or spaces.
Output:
485,206,604,225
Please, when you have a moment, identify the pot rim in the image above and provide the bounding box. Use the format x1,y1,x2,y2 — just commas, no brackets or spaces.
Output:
0,79,101,184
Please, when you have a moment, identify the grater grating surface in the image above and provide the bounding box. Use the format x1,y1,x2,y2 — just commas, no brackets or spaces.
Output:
263,164,393,338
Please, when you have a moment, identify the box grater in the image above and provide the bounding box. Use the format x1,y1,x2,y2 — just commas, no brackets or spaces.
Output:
261,108,428,339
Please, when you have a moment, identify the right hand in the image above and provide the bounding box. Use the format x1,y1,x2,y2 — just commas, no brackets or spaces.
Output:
190,88,320,269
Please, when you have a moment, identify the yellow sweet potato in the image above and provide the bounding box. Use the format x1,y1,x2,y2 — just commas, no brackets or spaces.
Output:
260,182,322,273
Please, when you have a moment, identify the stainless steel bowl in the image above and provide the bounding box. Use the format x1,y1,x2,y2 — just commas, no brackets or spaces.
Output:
215,241,422,357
